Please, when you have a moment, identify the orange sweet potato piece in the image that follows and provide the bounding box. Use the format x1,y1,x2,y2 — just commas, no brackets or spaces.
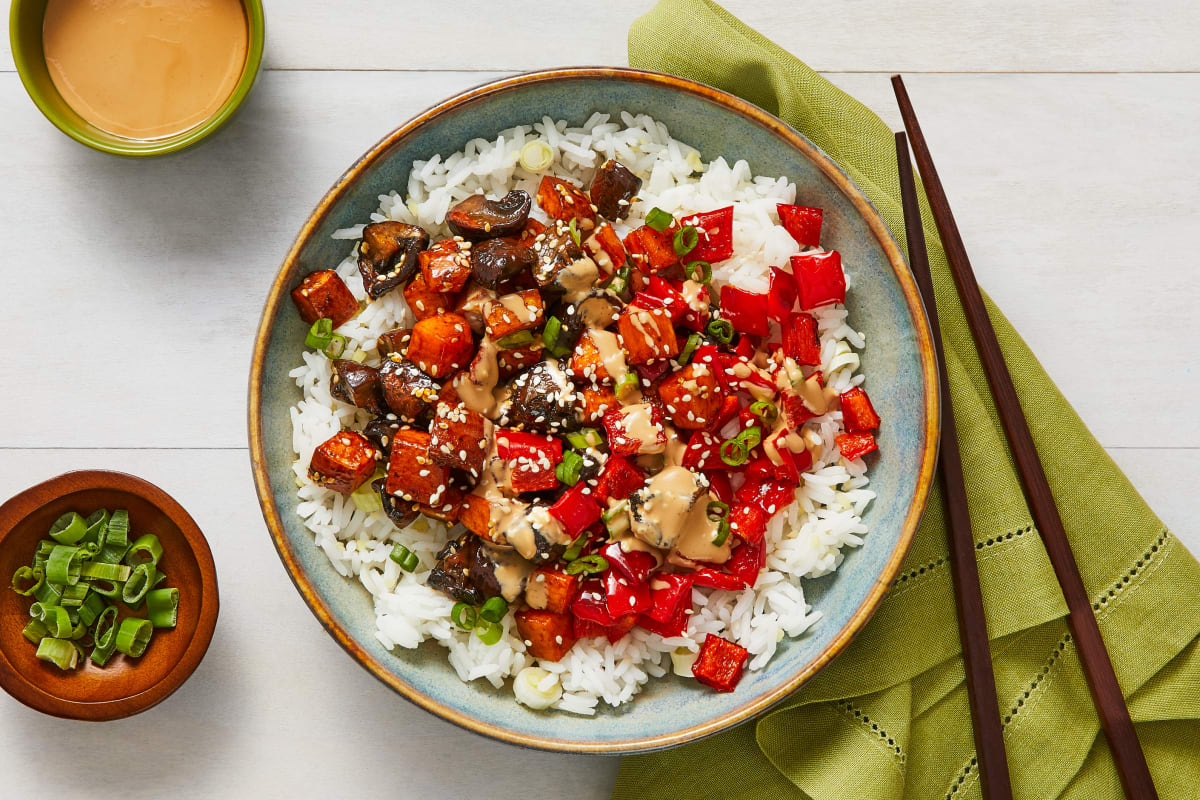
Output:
516,218,547,247
484,289,544,340
291,270,359,328
419,238,473,294
580,384,618,422
416,484,464,524
617,305,679,364
384,429,450,506
406,313,475,378
527,567,580,615
583,222,626,276
403,272,455,320
622,225,679,273
429,399,488,478
459,493,493,540
568,330,613,384
497,341,544,379
656,362,721,430
536,175,596,226
515,609,577,661
308,431,379,494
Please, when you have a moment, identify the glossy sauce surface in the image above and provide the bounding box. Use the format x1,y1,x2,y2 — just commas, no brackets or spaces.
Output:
43,0,248,140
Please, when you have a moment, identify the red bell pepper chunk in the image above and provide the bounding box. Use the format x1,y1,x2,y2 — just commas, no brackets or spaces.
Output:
718,286,769,337
836,430,878,461
573,616,608,640
604,614,639,644
692,633,750,692
840,387,881,432
767,266,799,323
495,429,563,494
791,251,846,310
594,456,645,502
680,206,734,263
572,579,615,625
691,568,744,591
600,541,659,584
777,204,823,248
742,455,776,485
733,334,756,360
634,358,672,386
781,311,821,366
644,574,694,623
705,395,741,434
735,479,794,515
727,541,766,587
632,276,689,325
549,484,602,537
636,605,690,638
682,430,723,470
770,443,810,486
703,469,733,504
603,403,667,457
605,570,652,618
728,502,769,544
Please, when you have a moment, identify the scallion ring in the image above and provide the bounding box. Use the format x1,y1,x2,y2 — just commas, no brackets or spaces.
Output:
706,500,730,522
480,596,509,624
645,207,674,233
738,426,763,451
749,400,779,425
555,450,584,486
46,545,85,585
389,543,419,572
673,225,699,256
719,438,749,466
82,509,109,545
565,428,603,451
305,318,334,350
706,318,734,344
324,333,347,359
48,512,87,545
121,563,156,607
146,588,180,628
11,566,44,597
105,509,130,548
565,554,608,576
519,140,554,171
114,618,153,658
677,333,702,365
614,371,640,400
497,330,535,349
36,638,79,670
22,618,49,645
474,618,503,646
451,602,477,631
562,532,588,563
125,534,163,567
542,316,571,358
712,519,731,547
685,259,713,283
568,216,581,247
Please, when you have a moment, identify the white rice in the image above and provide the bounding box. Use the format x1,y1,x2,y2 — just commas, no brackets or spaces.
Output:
288,113,874,713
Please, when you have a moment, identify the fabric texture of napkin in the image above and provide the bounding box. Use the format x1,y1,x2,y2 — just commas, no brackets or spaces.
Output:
616,2,1200,798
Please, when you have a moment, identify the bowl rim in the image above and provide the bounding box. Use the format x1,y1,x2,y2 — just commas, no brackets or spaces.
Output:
8,0,266,158
0,469,220,720
248,66,939,753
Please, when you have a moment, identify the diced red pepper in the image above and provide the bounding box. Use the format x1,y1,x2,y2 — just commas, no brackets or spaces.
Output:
741,455,776,485
605,569,652,618
634,358,672,386
549,484,602,537
691,568,744,591
602,403,666,457
719,287,769,337
604,614,639,644
692,633,750,692
680,207,734,263
727,541,766,587
572,578,614,625
840,387,881,432
682,430,723,470
705,395,741,434
495,429,563,494
644,574,693,624
636,604,689,638
734,479,794,515
767,267,799,324
728,502,769,545
781,311,821,366
573,616,608,640
593,456,646,502
836,431,878,461
777,204,823,248
791,251,846,309
763,441,810,486
704,470,733,505
600,541,659,584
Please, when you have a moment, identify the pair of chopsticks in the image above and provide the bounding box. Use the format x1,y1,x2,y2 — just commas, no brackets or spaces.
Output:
891,76,1158,799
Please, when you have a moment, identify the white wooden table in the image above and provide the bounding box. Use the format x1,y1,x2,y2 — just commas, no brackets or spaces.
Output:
2,2,1196,797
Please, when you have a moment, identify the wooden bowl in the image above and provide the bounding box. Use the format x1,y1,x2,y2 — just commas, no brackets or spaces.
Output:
0,471,218,720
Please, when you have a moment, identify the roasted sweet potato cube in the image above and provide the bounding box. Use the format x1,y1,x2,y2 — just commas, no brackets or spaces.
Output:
485,289,544,340
568,330,614,384
385,428,450,505
375,327,411,358
583,222,626,275
429,399,488,479
407,313,475,379
656,362,721,430
308,431,379,494
419,238,473,294
379,358,440,421
516,218,547,247
497,341,544,379
580,383,618,422
417,484,464,524
403,272,455,321
617,305,679,364
536,175,596,226
515,609,577,661
459,493,493,540
622,225,679,273
291,270,358,328
526,567,580,615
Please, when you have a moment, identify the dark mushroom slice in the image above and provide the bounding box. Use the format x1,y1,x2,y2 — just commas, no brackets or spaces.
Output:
590,159,642,220
358,221,430,299
372,477,419,529
375,327,412,359
454,281,498,335
468,542,536,602
530,219,585,289
330,360,387,415
428,533,484,605
506,359,580,434
378,358,441,422
362,414,403,456
469,237,537,289
446,190,532,241
556,289,623,346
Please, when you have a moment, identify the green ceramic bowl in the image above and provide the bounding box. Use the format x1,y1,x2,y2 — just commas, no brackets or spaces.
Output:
9,0,265,157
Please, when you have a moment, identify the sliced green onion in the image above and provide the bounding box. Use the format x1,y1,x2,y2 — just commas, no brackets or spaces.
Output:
60,581,89,607
114,618,153,658
96,541,129,565
146,588,180,629
706,500,730,522
153,571,168,588
389,543,419,572
497,330,535,349
324,333,347,359
33,580,62,607
605,264,632,298
645,207,674,232
90,605,120,667
81,561,132,582
480,596,509,624
601,499,630,524
673,225,699,256
22,618,49,644
719,438,749,466
12,566,44,596
568,216,581,247
615,371,640,401
555,450,584,486
89,579,122,599
474,618,503,646
106,510,130,548
706,318,734,344
562,532,588,563
565,554,608,576
519,140,554,172
36,637,79,670
541,316,571,359
685,260,713,283
78,592,107,626
121,564,155,607
565,428,604,451
70,620,88,640
349,349,368,364
737,426,763,451
78,541,100,559
305,318,334,350
46,545,84,585
351,481,383,513
125,534,163,567
48,512,87,545
451,602,478,631
677,333,702,365
31,603,74,638
712,519,731,547
81,509,109,546
749,400,779,425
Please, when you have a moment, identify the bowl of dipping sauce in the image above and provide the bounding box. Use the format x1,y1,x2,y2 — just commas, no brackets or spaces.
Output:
9,0,265,157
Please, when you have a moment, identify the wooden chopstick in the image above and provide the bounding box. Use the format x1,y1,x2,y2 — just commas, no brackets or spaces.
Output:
895,131,1014,800
891,75,1159,800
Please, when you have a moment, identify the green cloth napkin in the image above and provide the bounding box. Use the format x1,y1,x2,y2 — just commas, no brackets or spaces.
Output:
616,3,1200,798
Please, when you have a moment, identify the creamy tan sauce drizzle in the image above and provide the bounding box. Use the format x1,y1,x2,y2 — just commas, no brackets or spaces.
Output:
629,466,702,550
557,257,600,302
589,329,628,381
675,498,731,563
622,404,666,455
455,338,500,416
485,545,535,602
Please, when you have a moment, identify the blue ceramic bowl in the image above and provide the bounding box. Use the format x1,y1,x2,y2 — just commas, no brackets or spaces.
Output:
249,68,938,753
